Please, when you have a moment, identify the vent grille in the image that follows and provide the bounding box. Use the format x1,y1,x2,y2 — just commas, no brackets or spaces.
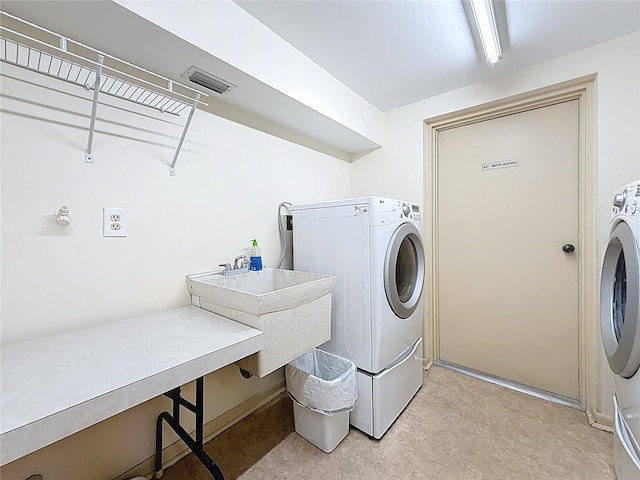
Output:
182,67,235,95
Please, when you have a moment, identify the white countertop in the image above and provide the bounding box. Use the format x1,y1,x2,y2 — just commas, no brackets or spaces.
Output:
0,306,264,466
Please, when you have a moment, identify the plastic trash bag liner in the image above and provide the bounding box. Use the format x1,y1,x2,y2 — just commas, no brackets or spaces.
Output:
286,349,358,415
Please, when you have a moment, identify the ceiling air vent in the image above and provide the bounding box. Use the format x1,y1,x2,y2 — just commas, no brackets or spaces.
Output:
181,66,236,95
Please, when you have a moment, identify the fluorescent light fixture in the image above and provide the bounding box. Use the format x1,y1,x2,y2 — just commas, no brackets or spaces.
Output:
470,0,502,65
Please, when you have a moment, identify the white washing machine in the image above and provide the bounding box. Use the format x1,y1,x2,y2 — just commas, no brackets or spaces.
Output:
600,179,640,479
290,197,424,439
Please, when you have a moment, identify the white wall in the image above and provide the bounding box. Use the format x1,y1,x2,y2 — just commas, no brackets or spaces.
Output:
0,63,350,479
352,32,640,418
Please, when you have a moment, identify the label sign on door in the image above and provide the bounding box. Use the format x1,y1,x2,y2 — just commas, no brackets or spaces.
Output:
482,160,519,171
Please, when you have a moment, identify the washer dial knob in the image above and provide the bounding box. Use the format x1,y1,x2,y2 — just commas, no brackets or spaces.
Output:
613,190,627,208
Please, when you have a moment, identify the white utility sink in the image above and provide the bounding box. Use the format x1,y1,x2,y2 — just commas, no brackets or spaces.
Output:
187,269,335,377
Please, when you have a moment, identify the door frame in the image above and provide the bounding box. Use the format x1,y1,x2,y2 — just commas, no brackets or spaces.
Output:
423,76,601,424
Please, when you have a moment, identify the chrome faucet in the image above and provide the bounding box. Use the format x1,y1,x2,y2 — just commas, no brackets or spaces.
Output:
234,255,249,270
219,255,249,276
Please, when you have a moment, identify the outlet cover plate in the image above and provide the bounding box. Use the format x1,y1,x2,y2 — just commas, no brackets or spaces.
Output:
103,208,127,237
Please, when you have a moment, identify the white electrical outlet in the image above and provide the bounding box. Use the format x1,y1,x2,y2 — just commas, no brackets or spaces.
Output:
103,208,127,237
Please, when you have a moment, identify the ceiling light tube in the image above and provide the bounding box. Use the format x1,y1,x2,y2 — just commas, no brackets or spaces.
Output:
470,0,502,65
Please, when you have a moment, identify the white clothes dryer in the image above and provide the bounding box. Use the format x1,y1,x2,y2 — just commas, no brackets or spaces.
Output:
600,179,640,479
290,197,425,439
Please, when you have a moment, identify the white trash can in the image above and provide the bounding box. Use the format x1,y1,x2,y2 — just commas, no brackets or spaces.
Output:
286,349,358,453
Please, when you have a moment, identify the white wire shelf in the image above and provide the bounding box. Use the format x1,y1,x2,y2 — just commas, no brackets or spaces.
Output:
0,11,208,175
1,37,195,116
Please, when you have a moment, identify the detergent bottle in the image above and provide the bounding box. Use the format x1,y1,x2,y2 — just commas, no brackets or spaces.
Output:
249,239,263,271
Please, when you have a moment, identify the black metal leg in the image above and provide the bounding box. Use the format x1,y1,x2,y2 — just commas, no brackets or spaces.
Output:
154,376,225,480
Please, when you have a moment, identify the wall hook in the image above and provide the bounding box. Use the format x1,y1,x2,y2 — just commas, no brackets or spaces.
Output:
54,205,70,226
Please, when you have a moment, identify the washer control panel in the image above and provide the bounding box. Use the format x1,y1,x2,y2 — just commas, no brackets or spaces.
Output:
368,198,422,226
611,180,640,218
400,201,421,223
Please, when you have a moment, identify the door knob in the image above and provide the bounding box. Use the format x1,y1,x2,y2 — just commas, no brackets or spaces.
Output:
562,244,575,254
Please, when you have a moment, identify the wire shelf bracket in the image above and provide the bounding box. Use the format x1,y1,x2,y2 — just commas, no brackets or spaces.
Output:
85,54,103,164
0,11,208,175
169,92,200,176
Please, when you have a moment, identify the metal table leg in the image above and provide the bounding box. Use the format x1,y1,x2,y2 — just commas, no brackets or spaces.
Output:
154,376,224,479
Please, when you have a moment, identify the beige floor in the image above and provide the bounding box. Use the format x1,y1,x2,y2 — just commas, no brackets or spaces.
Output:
160,366,615,480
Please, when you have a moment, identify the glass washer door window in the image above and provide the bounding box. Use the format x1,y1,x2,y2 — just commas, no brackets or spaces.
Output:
600,220,640,378
384,222,425,319
397,237,418,303
613,249,627,342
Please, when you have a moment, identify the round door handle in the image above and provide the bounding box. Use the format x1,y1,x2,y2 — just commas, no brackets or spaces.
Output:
562,244,575,254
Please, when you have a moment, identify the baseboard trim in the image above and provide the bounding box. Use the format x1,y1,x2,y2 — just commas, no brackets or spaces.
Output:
587,403,613,432
115,380,286,480
423,355,433,370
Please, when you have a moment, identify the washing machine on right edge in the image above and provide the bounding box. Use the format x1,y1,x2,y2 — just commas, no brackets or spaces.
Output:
600,179,640,479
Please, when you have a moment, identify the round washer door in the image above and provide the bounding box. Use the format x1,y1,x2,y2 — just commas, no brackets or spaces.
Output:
600,220,640,378
384,222,425,319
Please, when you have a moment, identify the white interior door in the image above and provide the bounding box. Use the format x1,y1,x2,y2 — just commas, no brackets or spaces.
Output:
437,100,580,400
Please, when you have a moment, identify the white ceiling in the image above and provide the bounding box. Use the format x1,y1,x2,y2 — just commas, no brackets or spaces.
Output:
1,1,639,157
237,0,640,111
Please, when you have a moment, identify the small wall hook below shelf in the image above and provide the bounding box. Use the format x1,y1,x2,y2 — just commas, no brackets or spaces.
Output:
54,205,70,226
